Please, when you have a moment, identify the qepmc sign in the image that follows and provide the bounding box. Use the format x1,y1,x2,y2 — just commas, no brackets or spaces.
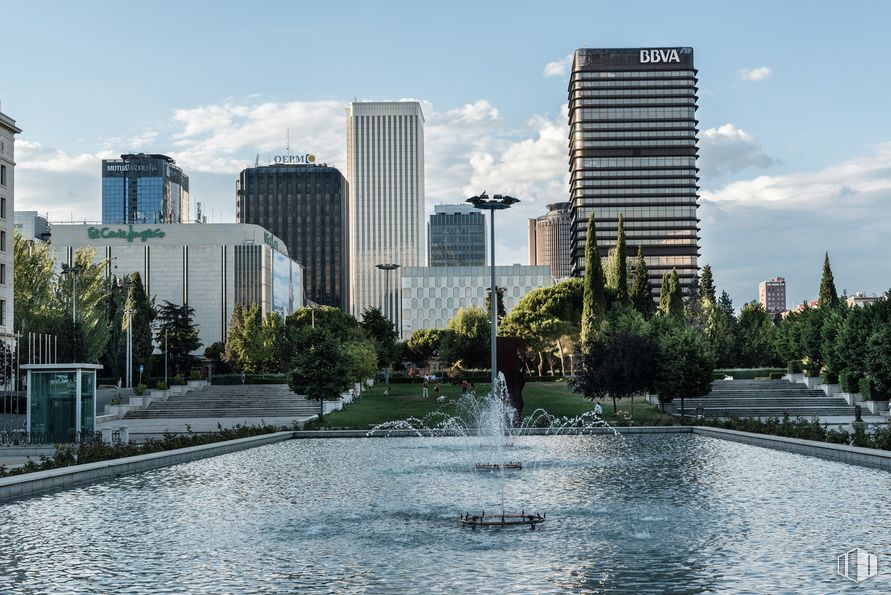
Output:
640,49,681,64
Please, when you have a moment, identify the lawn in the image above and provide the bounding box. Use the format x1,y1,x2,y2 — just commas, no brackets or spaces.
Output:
307,381,676,430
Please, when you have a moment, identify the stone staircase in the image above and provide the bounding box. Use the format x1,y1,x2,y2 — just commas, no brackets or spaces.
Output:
124,384,320,419
677,379,855,419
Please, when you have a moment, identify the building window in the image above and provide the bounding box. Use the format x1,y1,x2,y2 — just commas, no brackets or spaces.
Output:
0,263,5,284
0,165,6,186
0,230,5,252
0,300,5,326
1,197,5,219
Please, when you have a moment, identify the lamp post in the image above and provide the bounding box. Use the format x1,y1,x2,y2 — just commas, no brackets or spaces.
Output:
375,263,400,323
60,263,85,325
125,308,133,388
466,192,520,391
306,299,320,329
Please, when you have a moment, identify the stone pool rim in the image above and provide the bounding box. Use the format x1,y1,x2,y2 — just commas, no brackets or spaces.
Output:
1,426,889,503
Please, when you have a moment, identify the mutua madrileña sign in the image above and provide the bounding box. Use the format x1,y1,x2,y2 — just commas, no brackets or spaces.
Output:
87,225,166,243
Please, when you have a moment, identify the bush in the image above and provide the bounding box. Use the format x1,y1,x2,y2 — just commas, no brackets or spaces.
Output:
788,360,803,374
822,371,839,384
211,373,288,385
133,384,147,396
155,381,168,391
712,372,727,380
859,377,872,400
172,375,187,386
839,372,861,393
769,372,784,380
714,368,785,380
189,370,203,381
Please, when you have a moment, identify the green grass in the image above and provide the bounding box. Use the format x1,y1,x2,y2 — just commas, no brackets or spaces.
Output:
307,381,676,429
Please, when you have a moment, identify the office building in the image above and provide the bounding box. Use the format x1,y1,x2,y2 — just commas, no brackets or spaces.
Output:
401,265,552,337
0,103,20,344
236,162,349,309
758,277,786,314
568,47,700,295
50,223,303,352
428,204,486,267
346,101,425,332
845,292,881,308
15,210,50,242
528,202,572,279
101,153,190,224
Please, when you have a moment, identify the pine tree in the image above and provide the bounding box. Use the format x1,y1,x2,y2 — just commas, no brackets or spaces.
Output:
817,252,839,308
699,264,716,304
668,268,684,319
124,272,156,383
607,214,628,302
629,246,655,316
156,301,202,376
223,305,246,371
718,290,736,326
580,212,606,345
658,272,671,315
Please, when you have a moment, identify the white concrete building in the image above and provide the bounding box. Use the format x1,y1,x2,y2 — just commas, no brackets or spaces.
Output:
14,210,50,242
0,103,21,343
346,101,425,331
401,265,553,337
50,223,304,352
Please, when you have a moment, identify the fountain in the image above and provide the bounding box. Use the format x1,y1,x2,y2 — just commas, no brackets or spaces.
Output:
369,372,622,528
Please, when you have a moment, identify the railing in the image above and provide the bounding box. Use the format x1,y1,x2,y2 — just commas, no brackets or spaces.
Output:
0,426,99,446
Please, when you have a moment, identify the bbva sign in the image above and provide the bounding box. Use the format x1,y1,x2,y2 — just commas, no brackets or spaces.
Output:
640,49,681,64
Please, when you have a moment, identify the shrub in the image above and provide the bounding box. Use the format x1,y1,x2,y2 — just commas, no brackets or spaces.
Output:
189,370,203,381
712,372,726,380
155,381,168,391
769,372,784,380
821,371,839,384
859,377,872,400
714,368,785,380
839,372,861,393
172,375,187,386
788,360,803,374
133,384,147,396
211,373,288,385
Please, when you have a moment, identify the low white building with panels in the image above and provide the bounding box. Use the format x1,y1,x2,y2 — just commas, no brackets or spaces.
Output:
50,223,304,352
400,265,553,337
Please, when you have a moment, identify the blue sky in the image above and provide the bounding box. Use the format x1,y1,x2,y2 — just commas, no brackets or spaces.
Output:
3,0,891,307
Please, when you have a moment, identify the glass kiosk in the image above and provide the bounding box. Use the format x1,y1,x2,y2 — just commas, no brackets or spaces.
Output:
24,364,102,443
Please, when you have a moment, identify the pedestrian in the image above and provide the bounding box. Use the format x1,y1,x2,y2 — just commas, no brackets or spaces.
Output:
422,378,429,399
594,400,603,420
240,371,246,385
461,379,469,396
434,382,442,402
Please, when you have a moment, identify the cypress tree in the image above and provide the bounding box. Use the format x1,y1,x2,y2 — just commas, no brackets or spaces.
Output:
668,268,684,319
630,246,655,316
817,252,839,308
580,211,606,345
658,271,671,315
608,214,628,302
124,272,156,383
699,264,716,304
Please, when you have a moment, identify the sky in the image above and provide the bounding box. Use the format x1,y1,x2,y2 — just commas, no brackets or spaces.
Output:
3,0,891,308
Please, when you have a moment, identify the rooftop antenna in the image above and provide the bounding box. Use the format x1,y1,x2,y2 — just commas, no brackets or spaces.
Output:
286,128,290,157
255,153,259,168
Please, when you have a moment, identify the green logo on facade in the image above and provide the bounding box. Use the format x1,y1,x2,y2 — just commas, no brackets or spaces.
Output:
87,225,166,243
263,231,279,251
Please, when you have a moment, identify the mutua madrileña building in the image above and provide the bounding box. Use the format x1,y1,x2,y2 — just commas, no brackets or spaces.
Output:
568,47,701,295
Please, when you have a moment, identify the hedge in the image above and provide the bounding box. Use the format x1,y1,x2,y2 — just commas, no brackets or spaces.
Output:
212,373,288,385
714,368,786,379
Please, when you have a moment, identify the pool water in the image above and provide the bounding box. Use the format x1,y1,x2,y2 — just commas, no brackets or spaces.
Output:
0,434,888,593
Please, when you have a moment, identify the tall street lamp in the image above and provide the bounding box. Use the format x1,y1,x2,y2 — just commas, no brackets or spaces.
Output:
375,263,400,323
466,191,520,391
60,263,85,324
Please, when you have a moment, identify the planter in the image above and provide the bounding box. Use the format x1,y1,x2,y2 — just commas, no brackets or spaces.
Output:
788,373,804,384
103,404,127,419
647,394,660,406
802,376,821,389
322,399,344,415
840,392,864,406
817,384,840,397
187,380,207,390
863,401,890,415
661,401,677,415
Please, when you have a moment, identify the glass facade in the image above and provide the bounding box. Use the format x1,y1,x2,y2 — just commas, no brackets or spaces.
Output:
569,48,700,295
28,369,96,443
236,164,349,309
101,154,190,224
428,205,486,267
529,202,572,279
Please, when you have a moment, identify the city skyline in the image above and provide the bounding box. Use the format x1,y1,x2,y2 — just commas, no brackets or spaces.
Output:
3,1,891,306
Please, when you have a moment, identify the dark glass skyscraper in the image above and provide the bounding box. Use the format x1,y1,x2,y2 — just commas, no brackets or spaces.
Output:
236,163,349,309
569,47,700,295
427,204,486,267
101,154,189,224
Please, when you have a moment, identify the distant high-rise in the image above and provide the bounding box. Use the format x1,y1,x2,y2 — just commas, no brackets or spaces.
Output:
568,48,700,295
14,211,50,242
528,202,571,279
101,153,190,224
346,101,425,332
759,277,786,314
237,162,350,309
0,103,20,342
428,204,485,267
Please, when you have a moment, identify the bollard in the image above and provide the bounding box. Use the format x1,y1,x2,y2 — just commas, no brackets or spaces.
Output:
101,427,113,444
120,426,130,444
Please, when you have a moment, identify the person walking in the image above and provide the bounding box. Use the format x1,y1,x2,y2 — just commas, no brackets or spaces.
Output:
434,382,443,402
461,379,469,396
422,378,429,399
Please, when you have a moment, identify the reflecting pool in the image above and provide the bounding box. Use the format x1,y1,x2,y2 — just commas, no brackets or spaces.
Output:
0,434,889,593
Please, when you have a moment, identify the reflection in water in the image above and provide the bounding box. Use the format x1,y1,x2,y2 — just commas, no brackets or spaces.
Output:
0,435,889,593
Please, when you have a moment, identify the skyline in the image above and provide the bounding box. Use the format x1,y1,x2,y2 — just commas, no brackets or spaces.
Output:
3,0,891,307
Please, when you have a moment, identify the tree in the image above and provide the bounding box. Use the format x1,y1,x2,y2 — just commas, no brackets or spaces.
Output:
155,301,201,376
439,305,490,369
13,231,57,339
833,305,871,391
288,328,353,418
735,302,778,367
484,287,507,324
652,323,715,414
718,290,735,323
222,305,247,371
61,248,111,363
204,341,232,374
865,325,891,400
703,299,735,367
580,212,606,344
629,247,655,317
659,269,683,320
237,307,285,373
699,264,716,304
818,252,839,309
102,277,128,380
360,307,398,370
658,272,671,316
798,306,826,376
124,272,156,380
404,328,445,368
605,214,628,302
344,339,379,384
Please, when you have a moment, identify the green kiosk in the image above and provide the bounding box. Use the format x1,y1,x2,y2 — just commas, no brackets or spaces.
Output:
24,363,103,443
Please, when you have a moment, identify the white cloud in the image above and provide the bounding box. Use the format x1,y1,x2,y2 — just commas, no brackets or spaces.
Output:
543,55,573,78
737,66,773,81
698,123,776,179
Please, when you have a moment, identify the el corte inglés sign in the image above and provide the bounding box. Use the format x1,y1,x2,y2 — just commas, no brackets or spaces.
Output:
87,225,166,243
